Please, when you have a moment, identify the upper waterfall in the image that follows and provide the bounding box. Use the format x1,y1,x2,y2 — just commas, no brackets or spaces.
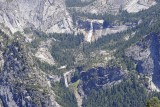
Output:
87,21,93,43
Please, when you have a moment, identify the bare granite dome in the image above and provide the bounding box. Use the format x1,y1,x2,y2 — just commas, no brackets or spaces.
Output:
72,0,156,14
0,0,73,33
0,0,156,34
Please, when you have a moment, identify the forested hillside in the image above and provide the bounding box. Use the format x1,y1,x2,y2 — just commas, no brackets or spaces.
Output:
0,0,160,107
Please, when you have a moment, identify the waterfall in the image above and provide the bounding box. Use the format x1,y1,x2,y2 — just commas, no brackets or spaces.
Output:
87,21,93,43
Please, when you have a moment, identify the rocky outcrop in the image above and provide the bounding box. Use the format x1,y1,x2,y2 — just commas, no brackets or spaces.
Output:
0,0,156,36
0,33,60,107
70,0,156,14
70,66,126,106
125,0,157,13
77,18,130,42
0,99,3,107
35,39,55,65
64,69,75,87
0,0,73,34
80,67,124,91
125,33,160,88
0,0,156,44
74,66,126,102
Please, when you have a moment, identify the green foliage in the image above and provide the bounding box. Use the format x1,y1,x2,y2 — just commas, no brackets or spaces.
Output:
146,97,160,107
49,33,84,49
50,33,84,67
79,2,160,72
83,74,148,107
54,80,78,107
24,2,160,107
66,0,95,7
35,58,63,75
29,30,48,49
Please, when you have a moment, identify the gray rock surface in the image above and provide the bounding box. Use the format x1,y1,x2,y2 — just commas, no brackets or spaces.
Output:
0,0,156,35
125,34,160,87
77,66,125,99
70,0,156,14
0,33,60,107
0,0,73,33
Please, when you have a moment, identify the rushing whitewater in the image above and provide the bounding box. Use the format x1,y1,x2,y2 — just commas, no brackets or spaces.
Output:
87,21,93,42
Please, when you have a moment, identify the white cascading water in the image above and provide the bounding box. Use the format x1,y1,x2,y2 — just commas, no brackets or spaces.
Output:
87,21,93,43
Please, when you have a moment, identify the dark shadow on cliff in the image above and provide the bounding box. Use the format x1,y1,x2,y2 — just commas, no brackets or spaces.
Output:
150,34,160,87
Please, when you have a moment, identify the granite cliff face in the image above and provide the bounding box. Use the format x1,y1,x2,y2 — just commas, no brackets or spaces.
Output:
78,67,125,92
125,33,160,89
77,18,132,42
0,0,159,107
0,32,61,107
70,66,126,107
0,0,73,33
70,0,156,14
0,0,156,35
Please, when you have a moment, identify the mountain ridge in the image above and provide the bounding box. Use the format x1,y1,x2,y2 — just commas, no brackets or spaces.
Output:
0,0,160,107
